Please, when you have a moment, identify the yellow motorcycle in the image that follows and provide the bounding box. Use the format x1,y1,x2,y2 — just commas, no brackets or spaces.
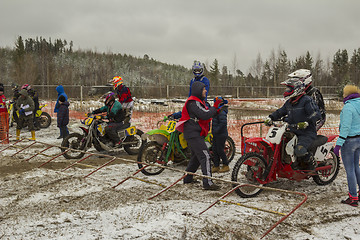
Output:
8,101,52,128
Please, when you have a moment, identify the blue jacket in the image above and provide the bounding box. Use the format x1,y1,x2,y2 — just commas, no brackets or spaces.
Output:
54,85,68,113
270,95,321,138
336,97,360,146
189,76,210,102
212,106,228,137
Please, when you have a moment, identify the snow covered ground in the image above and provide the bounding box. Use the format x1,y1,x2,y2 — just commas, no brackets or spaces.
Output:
1,99,359,240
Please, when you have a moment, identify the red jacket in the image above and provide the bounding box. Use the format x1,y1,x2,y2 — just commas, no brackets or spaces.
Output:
0,95,7,113
175,96,211,137
115,85,133,103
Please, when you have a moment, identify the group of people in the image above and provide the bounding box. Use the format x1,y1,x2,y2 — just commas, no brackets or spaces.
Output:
7,83,42,140
2,60,359,207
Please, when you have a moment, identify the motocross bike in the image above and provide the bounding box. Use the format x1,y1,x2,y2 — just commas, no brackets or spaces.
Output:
61,114,144,159
137,117,236,175
8,101,52,128
231,120,340,198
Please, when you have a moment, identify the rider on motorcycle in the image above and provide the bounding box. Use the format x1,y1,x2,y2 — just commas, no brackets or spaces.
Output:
288,69,326,130
90,92,128,146
112,76,133,123
265,78,321,170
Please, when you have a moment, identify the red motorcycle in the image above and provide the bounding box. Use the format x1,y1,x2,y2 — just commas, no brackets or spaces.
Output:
231,121,340,198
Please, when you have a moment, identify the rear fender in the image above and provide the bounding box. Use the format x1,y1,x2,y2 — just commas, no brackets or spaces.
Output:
79,126,89,135
326,134,338,142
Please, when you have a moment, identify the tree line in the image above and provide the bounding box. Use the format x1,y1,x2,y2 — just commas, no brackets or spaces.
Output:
0,36,359,91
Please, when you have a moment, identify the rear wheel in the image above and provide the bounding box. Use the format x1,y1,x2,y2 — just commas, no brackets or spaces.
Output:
61,133,86,159
137,141,165,175
231,152,267,198
313,150,340,185
124,130,144,155
225,136,236,163
39,112,51,128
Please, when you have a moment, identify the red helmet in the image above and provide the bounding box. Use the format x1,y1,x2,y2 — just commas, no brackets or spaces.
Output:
21,84,31,90
105,92,115,106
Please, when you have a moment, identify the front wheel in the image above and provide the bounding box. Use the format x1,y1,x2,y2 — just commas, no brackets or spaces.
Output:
231,152,268,198
313,150,340,185
137,141,165,175
124,129,144,155
39,112,52,128
61,133,86,159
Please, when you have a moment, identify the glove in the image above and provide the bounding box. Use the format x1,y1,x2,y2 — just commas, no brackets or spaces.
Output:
19,109,25,115
213,98,223,109
334,145,341,157
86,112,93,117
163,116,169,121
264,117,273,126
297,122,309,129
167,114,174,120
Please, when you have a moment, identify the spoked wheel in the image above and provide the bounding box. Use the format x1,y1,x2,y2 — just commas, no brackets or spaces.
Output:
313,150,340,185
137,141,165,175
39,112,51,128
231,152,268,198
61,133,86,159
225,136,236,163
124,130,144,155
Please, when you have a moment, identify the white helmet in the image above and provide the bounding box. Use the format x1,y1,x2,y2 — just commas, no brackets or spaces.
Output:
287,69,312,86
281,78,306,101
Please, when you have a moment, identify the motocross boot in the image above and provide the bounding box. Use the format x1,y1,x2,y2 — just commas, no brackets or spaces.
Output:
211,166,220,173
306,155,317,171
219,165,230,173
16,129,21,140
30,130,36,141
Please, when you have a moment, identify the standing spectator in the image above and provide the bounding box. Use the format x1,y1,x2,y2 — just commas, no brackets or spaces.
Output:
112,76,133,123
56,95,70,139
175,81,224,190
334,85,360,207
0,83,6,113
54,85,68,138
15,89,35,140
10,83,20,124
22,84,40,130
211,97,230,173
189,61,210,102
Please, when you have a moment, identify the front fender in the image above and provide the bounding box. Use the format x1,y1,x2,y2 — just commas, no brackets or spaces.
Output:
244,137,275,153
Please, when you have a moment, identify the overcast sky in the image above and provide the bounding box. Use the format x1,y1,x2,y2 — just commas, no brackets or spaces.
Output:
1,0,359,74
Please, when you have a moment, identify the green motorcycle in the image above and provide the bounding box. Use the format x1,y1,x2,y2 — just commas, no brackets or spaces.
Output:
137,116,236,175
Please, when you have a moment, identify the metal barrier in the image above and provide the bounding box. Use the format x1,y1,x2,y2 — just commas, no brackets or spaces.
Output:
0,136,308,239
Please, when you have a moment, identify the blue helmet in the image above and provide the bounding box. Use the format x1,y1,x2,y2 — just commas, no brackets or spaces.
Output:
192,61,204,77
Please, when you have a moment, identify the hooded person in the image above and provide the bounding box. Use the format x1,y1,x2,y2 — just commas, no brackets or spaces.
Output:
15,89,35,140
334,85,360,207
175,81,224,190
54,85,69,138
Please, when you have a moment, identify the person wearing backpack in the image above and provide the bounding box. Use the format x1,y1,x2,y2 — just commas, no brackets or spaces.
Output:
288,69,326,130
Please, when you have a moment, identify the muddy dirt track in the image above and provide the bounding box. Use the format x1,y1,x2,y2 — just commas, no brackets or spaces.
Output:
1,138,360,240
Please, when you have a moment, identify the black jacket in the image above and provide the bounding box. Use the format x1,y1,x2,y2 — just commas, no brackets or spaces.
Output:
57,101,69,127
212,106,228,137
183,81,217,139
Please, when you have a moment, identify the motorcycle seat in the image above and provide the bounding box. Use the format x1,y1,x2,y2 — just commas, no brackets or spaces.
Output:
117,122,131,131
309,135,328,153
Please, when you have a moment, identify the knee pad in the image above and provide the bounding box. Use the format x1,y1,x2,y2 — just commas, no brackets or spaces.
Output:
294,145,308,157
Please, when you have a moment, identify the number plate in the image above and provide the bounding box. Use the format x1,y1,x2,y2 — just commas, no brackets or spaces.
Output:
166,121,177,133
126,126,136,136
